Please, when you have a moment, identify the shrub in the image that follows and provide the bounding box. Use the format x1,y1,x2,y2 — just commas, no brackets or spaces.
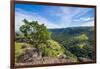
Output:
38,40,65,58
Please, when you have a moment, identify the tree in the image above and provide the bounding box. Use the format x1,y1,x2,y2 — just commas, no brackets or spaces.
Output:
67,34,89,57
19,19,51,48
20,19,30,38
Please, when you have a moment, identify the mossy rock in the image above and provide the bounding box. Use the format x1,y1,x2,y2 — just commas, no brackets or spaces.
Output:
15,42,32,62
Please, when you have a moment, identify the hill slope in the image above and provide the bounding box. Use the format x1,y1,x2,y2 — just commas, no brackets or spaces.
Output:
49,26,95,61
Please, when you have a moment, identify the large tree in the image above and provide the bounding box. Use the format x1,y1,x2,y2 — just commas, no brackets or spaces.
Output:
20,19,51,48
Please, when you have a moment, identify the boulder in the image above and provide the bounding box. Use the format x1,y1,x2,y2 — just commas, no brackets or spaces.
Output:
78,57,93,62
17,48,42,63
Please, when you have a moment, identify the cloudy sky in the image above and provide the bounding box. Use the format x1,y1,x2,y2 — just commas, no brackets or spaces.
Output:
15,4,95,31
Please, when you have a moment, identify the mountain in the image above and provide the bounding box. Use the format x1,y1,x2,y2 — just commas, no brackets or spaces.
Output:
49,26,95,60
49,26,94,43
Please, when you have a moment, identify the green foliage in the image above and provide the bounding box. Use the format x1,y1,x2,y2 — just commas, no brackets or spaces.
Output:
38,40,65,58
65,34,90,57
19,19,51,48
65,50,78,62
50,27,94,60
38,39,77,62
15,42,32,62
16,19,94,63
74,34,88,42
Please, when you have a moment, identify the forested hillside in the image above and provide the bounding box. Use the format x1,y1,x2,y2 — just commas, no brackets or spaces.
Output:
49,27,95,60
15,19,95,65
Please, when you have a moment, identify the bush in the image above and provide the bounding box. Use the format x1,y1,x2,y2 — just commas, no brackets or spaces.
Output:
38,40,65,58
65,50,78,62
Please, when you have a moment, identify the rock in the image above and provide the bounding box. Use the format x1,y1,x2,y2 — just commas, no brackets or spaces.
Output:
16,56,74,66
17,48,42,63
16,47,77,65
78,57,93,62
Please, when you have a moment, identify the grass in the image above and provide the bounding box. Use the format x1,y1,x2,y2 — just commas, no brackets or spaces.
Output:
15,42,32,62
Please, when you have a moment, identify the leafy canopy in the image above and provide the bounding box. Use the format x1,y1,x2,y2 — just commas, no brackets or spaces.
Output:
20,19,51,47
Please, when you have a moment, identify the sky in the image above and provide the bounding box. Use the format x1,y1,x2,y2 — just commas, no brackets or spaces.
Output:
15,3,95,31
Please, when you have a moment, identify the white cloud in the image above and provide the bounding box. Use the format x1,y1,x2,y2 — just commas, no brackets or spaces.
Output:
73,19,80,22
15,6,94,31
15,8,61,31
80,20,94,26
73,17,94,22
82,17,94,21
50,7,91,28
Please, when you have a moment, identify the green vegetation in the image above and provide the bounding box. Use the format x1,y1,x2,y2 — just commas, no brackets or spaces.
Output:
19,19,51,47
50,27,94,60
15,19,94,63
38,39,65,57
15,42,32,62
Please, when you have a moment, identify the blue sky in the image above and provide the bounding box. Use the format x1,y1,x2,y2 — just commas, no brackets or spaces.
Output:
15,4,95,31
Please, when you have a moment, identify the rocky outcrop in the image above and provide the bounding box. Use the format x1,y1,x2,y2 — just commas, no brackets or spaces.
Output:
17,48,42,63
16,47,76,66
16,57,74,66
78,57,93,62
